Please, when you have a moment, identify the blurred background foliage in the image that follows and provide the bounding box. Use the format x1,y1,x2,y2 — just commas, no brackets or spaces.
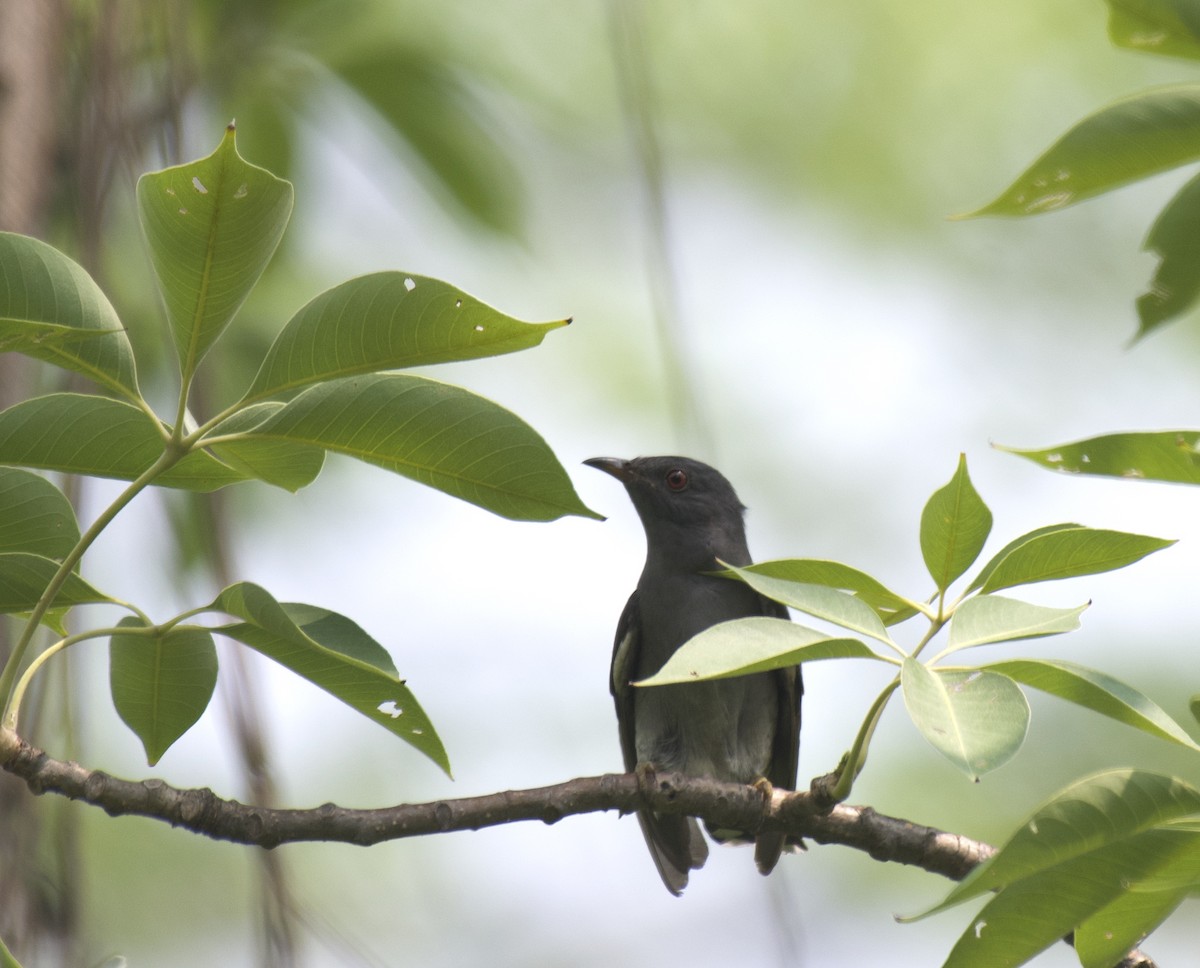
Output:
3,0,1200,965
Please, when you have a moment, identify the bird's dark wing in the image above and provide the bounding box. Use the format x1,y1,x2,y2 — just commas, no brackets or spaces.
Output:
611,590,708,895
755,595,803,874
764,595,802,793
610,591,640,771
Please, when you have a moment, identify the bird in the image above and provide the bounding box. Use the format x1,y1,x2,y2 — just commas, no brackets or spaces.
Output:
584,455,802,895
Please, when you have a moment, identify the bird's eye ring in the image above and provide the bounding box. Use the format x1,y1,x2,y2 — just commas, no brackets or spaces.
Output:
665,468,688,491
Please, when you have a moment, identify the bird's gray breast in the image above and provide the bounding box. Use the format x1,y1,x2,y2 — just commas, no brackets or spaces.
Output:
631,572,778,784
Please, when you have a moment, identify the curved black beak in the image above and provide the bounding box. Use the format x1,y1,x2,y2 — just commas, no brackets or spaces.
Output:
583,456,637,483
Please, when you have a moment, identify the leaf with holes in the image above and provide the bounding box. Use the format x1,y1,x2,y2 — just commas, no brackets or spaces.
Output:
998,430,1200,485
137,125,293,380
910,771,1200,968
210,582,449,775
244,272,569,402
1107,0,1200,61
964,86,1200,217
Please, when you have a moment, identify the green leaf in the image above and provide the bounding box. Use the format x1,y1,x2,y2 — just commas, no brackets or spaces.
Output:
718,561,892,644
109,617,218,766
965,523,1082,593
0,552,113,626
920,455,992,594
0,394,249,491
945,595,1088,652
999,430,1200,485
244,373,601,521
205,403,325,492
0,232,140,401
0,467,79,559
1073,837,1200,968
1137,169,1200,337
964,85,1200,216
1107,0,1200,61
332,47,520,232
729,558,918,624
137,124,293,380
244,272,568,402
983,658,1200,750
900,659,1028,780
915,770,1200,914
972,524,1173,593
916,771,1200,967
1191,694,1200,724
210,582,449,775
942,826,1194,968
637,616,879,686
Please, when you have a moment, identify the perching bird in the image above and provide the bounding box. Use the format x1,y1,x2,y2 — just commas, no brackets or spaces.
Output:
584,456,802,895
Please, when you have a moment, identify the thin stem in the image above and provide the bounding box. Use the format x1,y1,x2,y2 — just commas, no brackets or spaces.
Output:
830,676,901,802
0,930,22,968
6,626,135,732
0,448,185,721
909,611,950,663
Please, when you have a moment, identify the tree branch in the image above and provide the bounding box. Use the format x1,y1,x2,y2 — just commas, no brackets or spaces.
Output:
0,730,1156,967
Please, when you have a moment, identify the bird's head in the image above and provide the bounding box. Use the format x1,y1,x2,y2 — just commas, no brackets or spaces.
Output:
584,456,750,564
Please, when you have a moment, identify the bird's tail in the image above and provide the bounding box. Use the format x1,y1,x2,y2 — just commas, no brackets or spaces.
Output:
639,811,708,896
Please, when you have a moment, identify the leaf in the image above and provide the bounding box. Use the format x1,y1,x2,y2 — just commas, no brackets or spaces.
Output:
109,617,218,766
205,403,325,492
965,523,1082,593
718,561,892,643
136,124,293,380
900,659,1029,780
914,770,1200,914
917,770,1200,967
729,558,918,624
210,582,449,775
1107,0,1200,61
244,272,568,402
972,524,1174,593
920,455,992,594
945,595,1088,652
1073,837,1200,968
964,85,1200,216
244,373,601,521
983,658,1200,750
0,552,113,627
332,46,520,232
1137,169,1200,337
941,826,1195,968
0,394,249,491
637,616,879,686
999,430,1200,485
0,232,140,401
0,467,80,559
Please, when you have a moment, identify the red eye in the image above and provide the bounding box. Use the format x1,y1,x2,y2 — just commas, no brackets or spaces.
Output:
665,468,688,491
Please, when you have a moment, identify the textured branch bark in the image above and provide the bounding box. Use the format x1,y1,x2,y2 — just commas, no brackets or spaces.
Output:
0,729,1157,967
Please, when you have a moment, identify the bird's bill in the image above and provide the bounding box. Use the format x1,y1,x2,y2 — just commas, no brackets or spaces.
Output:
583,456,636,482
